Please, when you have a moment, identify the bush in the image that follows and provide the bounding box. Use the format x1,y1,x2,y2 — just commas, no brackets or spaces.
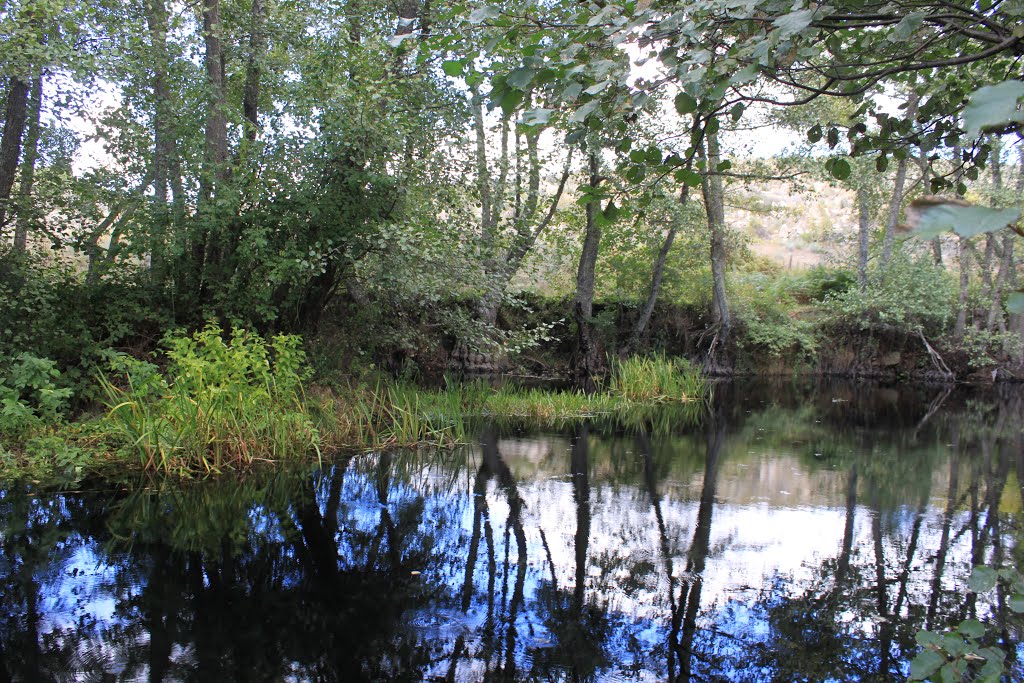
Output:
101,323,320,475
826,250,956,334
0,353,73,436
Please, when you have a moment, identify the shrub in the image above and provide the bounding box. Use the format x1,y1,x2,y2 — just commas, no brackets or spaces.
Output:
101,323,320,475
0,353,73,436
826,250,956,335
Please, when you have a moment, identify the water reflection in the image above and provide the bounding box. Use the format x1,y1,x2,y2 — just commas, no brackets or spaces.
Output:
0,382,1022,682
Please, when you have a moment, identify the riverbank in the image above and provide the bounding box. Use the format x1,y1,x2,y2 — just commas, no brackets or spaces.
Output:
0,330,707,481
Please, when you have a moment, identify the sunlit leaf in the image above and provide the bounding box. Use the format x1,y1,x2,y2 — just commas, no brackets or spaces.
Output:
773,9,813,38
963,80,1024,138
469,6,500,24
507,67,536,89
910,203,1020,239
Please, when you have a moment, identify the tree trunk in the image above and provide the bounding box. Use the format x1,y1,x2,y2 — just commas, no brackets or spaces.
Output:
623,185,689,357
880,91,919,273
954,236,971,342
879,155,908,272
702,125,731,351
572,150,604,391
12,71,42,252
200,0,228,205
857,186,870,291
242,0,264,143
0,75,30,231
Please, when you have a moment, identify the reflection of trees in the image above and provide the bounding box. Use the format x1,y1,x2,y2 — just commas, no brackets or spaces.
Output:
1,386,1022,682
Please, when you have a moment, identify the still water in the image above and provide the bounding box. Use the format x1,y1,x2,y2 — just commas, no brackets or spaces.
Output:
1,381,1022,682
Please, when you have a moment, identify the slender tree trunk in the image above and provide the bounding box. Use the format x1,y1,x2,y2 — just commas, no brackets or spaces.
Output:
955,237,971,342
200,0,228,205
0,76,30,231
879,93,918,273
623,185,689,356
242,0,264,143
880,157,908,272
702,125,731,351
12,71,42,252
572,149,604,391
857,186,870,291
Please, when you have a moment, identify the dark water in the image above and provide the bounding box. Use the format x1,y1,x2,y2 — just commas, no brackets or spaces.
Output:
1,381,1022,682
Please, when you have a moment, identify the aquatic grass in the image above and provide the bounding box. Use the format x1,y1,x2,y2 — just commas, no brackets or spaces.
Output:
324,356,709,449
607,354,707,403
100,324,321,475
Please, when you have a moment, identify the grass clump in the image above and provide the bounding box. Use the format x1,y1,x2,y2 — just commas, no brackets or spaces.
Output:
334,354,708,440
607,354,705,402
100,323,320,475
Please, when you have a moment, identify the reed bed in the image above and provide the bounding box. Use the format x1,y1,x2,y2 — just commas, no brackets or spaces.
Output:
103,334,708,475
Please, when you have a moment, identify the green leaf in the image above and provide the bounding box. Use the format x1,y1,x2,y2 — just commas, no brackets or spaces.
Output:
912,204,1020,240
674,92,698,115
876,155,889,172
807,124,822,143
828,158,851,180
570,99,601,123
717,160,732,172
498,89,525,116
969,566,998,593
1010,592,1024,612
1007,296,1024,319
507,67,536,89
916,630,943,647
958,619,985,639
469,6,500,24
888,12,926,41
730,103,745,122
674,168,702,187
520,108,553,127
441,60,464,77
910,650,945,681
963,80,1024,138
773,9,814,38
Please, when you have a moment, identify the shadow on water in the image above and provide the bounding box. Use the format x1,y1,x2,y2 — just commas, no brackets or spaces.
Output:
0,380,1022,681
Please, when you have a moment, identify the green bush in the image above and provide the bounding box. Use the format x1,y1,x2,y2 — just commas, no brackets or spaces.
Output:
731,271,819,360
101,323,320,475
0,249,171,403
826,250,956,334
0,353,73,436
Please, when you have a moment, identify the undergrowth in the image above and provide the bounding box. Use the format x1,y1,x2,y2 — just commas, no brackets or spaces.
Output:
100,323,321,475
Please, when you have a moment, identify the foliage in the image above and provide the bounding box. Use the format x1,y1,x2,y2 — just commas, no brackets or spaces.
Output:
100,324,320,475
826,251,956,335
731,270,820,360
910,566,1024,683
607,354,705,402
0,353,72,436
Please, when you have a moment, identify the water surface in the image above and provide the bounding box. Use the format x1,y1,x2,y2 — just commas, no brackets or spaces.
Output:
1,381,1021,681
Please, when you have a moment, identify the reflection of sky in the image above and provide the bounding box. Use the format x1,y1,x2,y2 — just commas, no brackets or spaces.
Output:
3,419,1018,682
405,450,985,682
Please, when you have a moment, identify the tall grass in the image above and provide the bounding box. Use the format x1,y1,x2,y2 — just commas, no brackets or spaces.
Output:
101,340,708,474
100,324,320,475
327,354,708,446
607,354,706,403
